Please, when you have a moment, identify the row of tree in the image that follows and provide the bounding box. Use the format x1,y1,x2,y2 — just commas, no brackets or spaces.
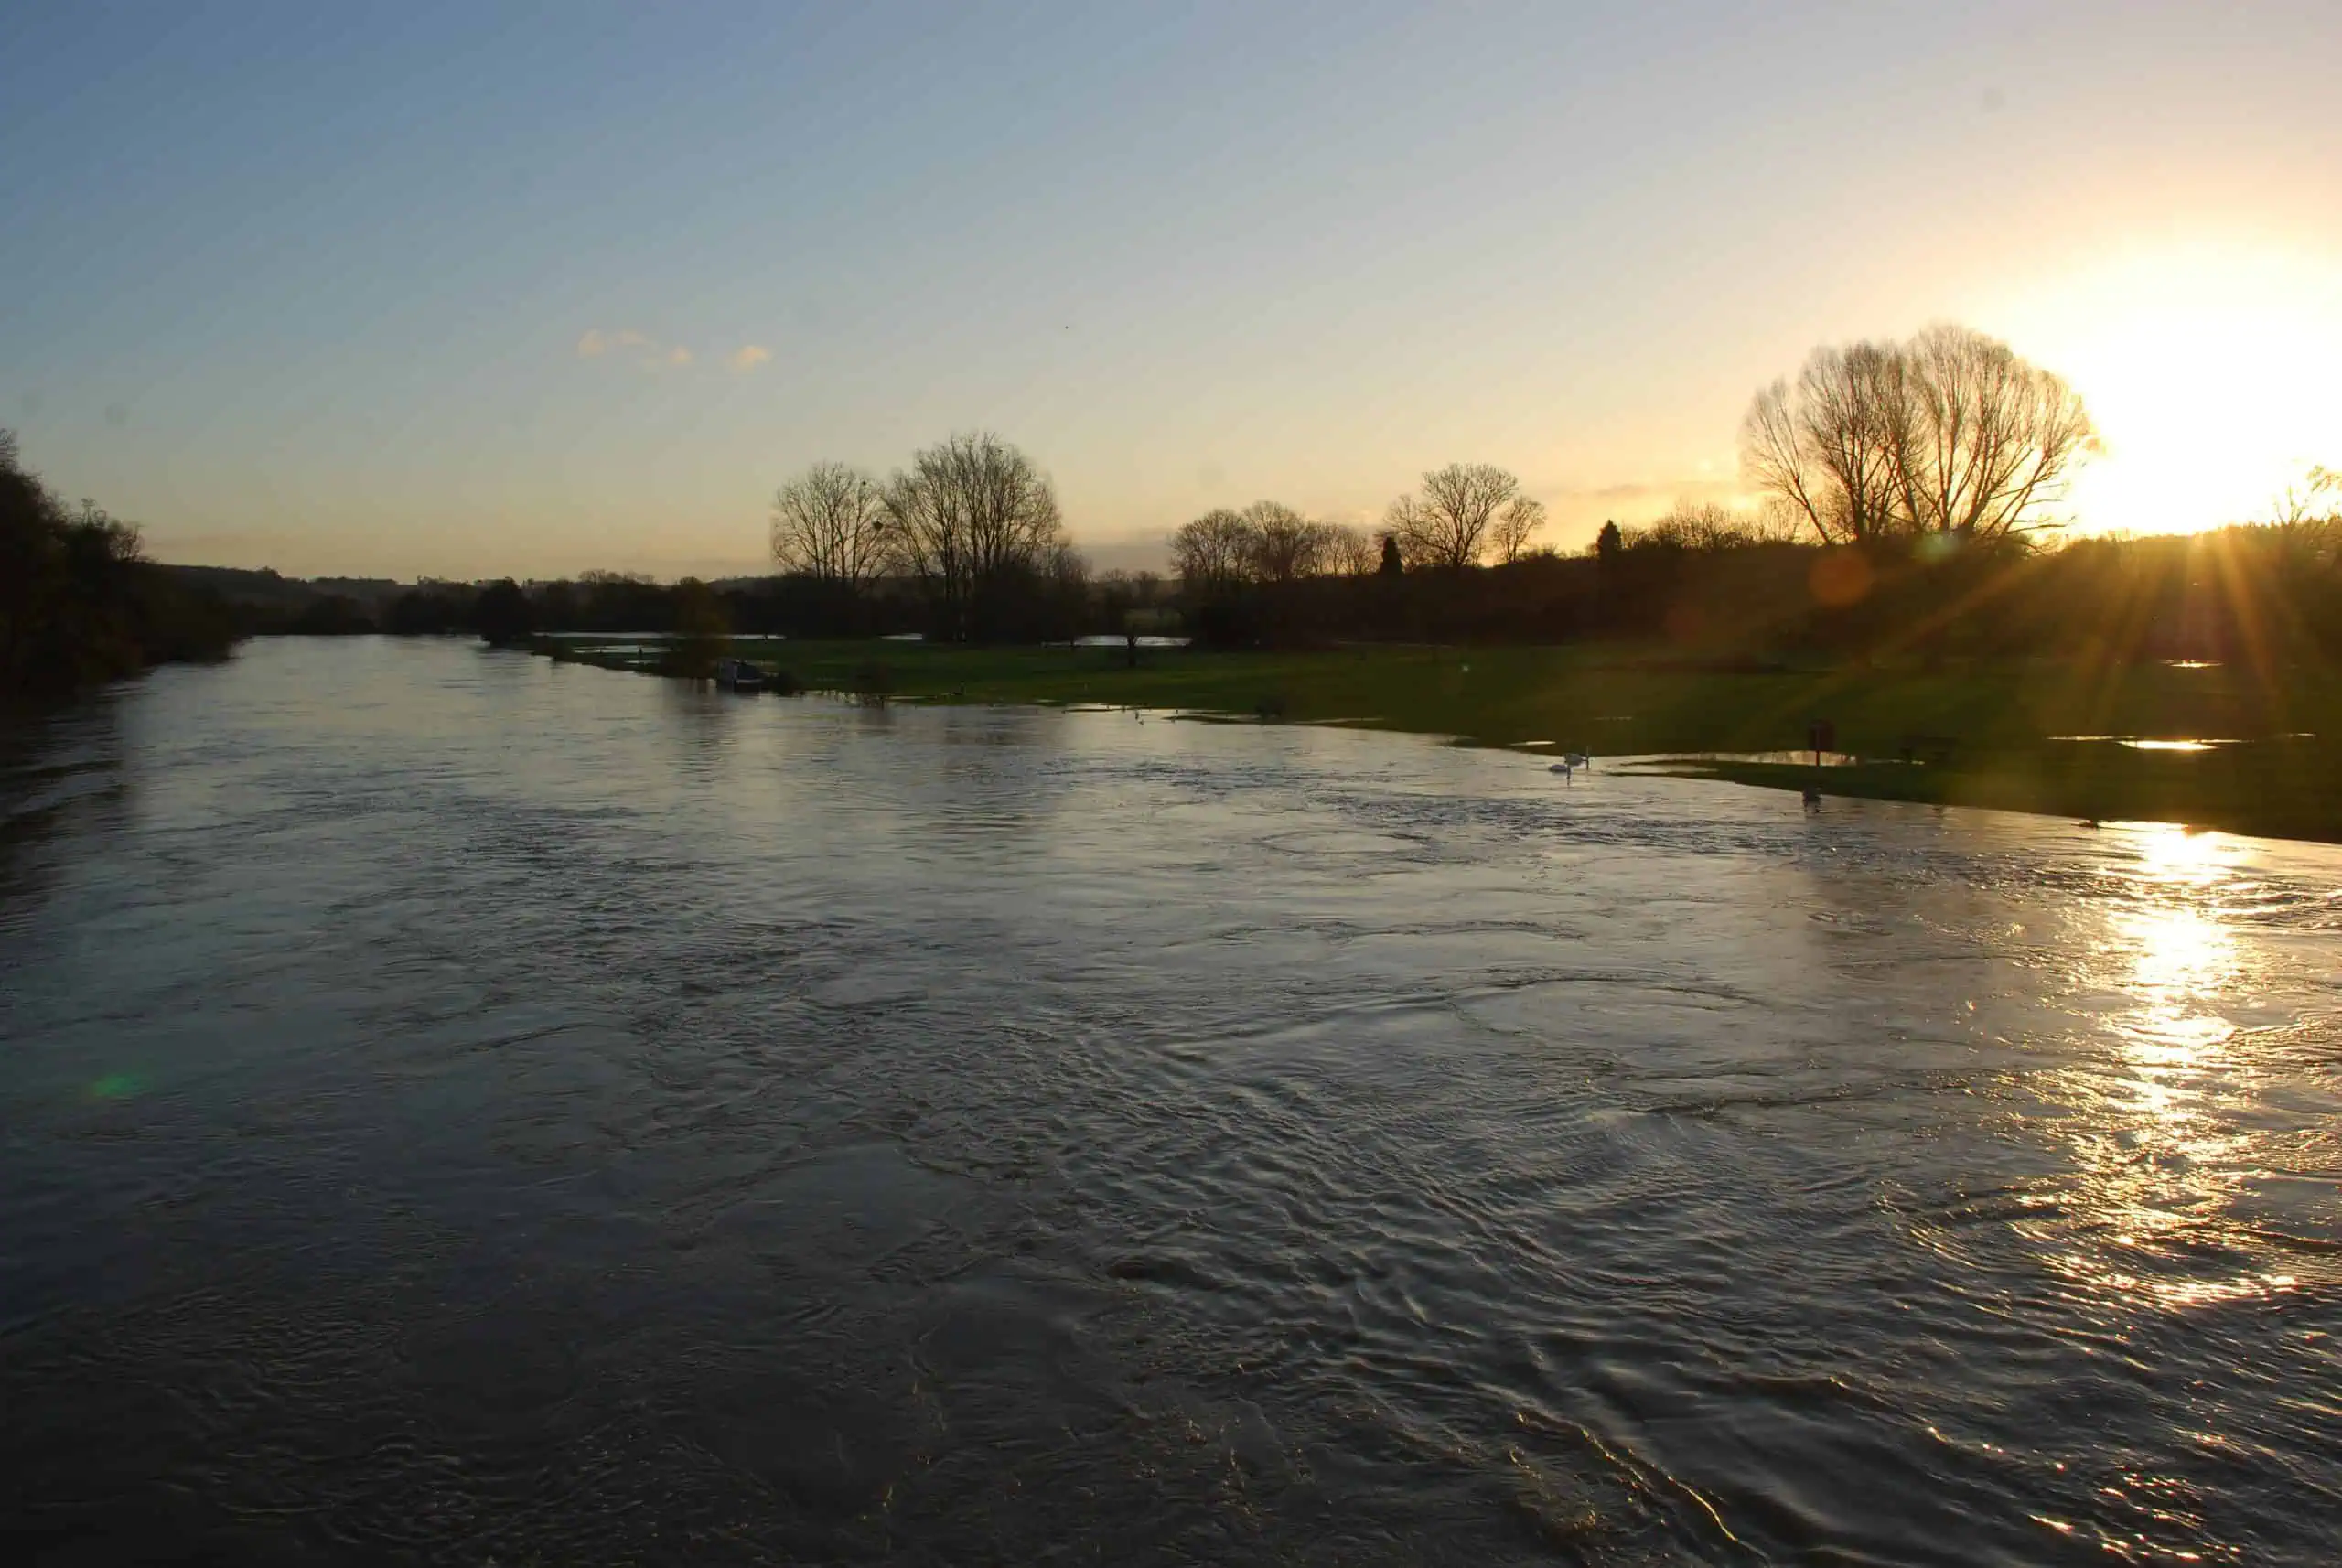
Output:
1168,503,1381,587
768,445,1567,639
1166,464,1552,588
733,323,2104,652
312,440,2342,671
1,431,242,700
768,433,1088,641
419,504,2342,670
1157,320,2095,589
755,320,2093,640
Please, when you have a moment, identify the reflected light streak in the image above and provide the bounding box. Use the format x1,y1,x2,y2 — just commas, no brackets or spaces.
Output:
2030,831,2304,1309
2126,823,2240,889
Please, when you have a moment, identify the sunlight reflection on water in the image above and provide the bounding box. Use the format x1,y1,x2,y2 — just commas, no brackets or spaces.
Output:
2027,827,2323,1314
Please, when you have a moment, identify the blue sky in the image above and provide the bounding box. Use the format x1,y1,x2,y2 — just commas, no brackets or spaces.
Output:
4,1,2338,576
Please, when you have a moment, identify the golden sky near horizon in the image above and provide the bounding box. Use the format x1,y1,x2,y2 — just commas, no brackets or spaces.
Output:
1989,243,2342,540
5,4,2338,580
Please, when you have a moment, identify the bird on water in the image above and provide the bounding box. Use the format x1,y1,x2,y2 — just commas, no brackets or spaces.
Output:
1548,751,1593,783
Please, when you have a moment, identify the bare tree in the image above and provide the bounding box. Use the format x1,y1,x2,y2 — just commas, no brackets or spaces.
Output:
1488,496,1548,563
1743,340,1909,544
1743,327,2093,545
1039,539,1091,645
1898,324,2096,540
1172,507,1256,588
2272,467,2342,529
882,432,1065,639
1326,523,1380,575
1387,463,1523,568
1241,501,1334,582
1380,498,1428,568
771,461,893,585
1628,499,1780,551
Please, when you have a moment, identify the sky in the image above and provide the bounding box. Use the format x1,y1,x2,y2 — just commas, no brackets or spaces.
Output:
3,1,2339,580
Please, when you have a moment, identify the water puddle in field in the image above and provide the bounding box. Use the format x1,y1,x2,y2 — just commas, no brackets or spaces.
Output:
1627,748,1866,767
2048,736,2242,752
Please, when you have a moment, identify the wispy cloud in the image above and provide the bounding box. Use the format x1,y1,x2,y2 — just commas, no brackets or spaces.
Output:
1560,476,1748,509
575,330,757,376
576,328,653,359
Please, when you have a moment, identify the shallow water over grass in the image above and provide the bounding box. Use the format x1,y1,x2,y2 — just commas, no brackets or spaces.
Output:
5,637,2340,1564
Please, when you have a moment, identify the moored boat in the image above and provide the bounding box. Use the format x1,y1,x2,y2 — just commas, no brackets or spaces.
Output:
713,658,765,693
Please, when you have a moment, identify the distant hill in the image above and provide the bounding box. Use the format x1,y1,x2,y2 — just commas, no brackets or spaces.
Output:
309,575,406,604
159,565,405,611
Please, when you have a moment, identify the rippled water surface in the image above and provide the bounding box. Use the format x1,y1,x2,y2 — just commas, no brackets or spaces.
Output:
5,639,2341,1565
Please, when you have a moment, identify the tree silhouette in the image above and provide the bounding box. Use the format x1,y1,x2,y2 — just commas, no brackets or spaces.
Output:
1488,496,1548,563
883,433,1066,640
1386,463,1527,568
1327,524,1380,576
770,461,894,585
1172,508,1254,589
473,580,533,646
668,577,731,676
1743,325,2094,544
1241,501,1334,583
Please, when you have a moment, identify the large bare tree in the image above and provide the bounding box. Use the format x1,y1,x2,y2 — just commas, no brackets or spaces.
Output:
1898,324,2096,540
770,461,893,585
882,433,1065,639
1241,501,1333,582
1743,340,1908,544
1387,463,1524,568
1743,327,2093,545
1171,508,1256,588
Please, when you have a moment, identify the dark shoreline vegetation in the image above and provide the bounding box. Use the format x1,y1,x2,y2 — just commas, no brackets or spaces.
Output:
1,432,243,703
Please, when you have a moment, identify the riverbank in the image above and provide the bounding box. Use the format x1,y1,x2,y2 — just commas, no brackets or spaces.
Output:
536,636,2342,843
3,439,244,703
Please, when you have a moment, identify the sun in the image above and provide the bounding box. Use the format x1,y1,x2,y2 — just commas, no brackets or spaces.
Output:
1984,242,2342,536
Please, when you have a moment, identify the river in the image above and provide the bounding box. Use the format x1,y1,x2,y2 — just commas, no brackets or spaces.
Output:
4,637,2338,1565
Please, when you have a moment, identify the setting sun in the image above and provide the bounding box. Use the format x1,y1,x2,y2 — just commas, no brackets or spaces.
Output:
1993,244,2342,536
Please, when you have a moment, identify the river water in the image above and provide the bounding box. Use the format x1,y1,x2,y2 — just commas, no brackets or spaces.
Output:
4,638,2338,1566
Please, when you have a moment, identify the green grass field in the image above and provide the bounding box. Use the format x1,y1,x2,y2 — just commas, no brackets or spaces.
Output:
543,636,2342,843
